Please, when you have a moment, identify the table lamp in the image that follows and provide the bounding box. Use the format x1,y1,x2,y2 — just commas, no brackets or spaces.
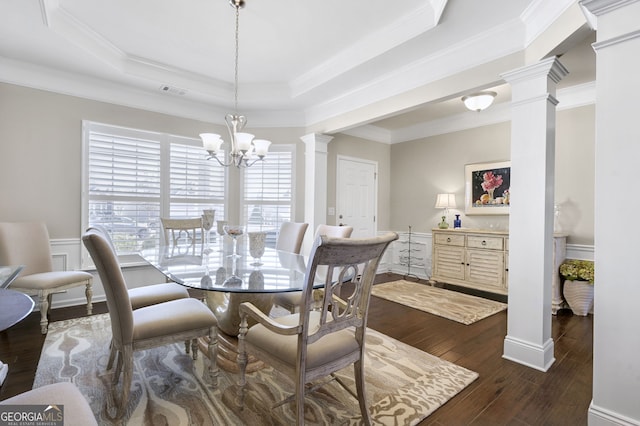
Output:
435,193,457,229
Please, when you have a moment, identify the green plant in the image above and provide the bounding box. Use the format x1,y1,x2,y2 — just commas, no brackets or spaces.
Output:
559,259,594,284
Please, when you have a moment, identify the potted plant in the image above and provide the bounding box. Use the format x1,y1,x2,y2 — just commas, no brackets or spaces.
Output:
559,259,594,316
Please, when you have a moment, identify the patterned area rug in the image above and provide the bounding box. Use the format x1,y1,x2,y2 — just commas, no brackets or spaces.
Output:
372,280,507,325
34,313,477,425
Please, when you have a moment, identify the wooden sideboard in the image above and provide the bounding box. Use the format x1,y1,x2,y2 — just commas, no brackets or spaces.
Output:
430,228,567,313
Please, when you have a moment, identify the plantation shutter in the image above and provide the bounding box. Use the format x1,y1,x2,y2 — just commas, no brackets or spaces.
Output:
242,146,294,240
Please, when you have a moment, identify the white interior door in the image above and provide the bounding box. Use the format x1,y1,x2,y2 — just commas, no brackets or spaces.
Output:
336,156,377,238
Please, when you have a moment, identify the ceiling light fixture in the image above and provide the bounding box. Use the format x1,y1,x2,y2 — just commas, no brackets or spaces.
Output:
200,0,270,168
462,91,497,112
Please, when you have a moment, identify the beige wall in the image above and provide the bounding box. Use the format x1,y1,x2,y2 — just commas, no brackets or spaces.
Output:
388,105,595,245
0,82,595,245
327,134,391,231
0,83,306,238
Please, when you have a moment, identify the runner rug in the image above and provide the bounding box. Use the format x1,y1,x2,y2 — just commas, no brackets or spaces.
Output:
372,280,507,325
34,313,477,425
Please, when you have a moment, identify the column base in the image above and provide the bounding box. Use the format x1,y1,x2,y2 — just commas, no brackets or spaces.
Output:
503,335,555,372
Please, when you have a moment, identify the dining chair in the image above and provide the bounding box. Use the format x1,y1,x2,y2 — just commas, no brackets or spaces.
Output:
275,221,309,254
87,225,190,310
160,217,203,246
82,229,218,420
0,222,93,334
237,232,398,425
273,224,352,313
0,382,98,426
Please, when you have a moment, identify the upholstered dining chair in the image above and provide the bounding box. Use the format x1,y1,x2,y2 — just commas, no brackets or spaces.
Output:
0,222,93,334
275,221,309,254
237,232,398,425
273,224,352,313
160,217,203,246
87,225,190,310
82,229,218,420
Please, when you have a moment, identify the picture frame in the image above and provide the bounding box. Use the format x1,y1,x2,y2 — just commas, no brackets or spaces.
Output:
464,161,511,215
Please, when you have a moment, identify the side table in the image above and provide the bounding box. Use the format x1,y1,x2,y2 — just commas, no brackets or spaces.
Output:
0,265,33,385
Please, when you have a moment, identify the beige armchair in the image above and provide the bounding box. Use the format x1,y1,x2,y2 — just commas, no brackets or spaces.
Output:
0,222,93,334
82,229,218,420
273,224,352,313
237,232,398,425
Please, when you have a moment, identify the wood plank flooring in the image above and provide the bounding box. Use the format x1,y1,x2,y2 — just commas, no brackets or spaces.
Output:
0,273,592,425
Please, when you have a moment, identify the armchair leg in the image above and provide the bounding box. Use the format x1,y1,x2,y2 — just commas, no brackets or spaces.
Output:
237,317,248,407
354,359,372,426
295,373,306,426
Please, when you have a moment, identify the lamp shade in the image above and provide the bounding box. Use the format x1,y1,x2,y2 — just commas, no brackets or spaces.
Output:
252,139,271,157
462,91,497,112
200,133,224,154
435,193,457,209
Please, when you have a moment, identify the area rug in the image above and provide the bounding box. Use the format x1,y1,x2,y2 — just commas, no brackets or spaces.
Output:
34,314,478,425
372,280,507,325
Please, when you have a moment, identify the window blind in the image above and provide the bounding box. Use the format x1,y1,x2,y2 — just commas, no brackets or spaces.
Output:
242,146,294,242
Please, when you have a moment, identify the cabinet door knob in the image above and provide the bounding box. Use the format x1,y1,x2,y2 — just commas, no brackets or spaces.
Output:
481,240,487,246
446,237,451,242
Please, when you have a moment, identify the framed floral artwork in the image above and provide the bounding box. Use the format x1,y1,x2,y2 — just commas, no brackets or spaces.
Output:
464,161,511,215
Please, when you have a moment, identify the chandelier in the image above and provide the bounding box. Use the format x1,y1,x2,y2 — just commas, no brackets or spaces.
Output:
200,0,271,168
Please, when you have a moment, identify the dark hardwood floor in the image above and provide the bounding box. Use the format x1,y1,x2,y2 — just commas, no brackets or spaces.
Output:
0,273,592,425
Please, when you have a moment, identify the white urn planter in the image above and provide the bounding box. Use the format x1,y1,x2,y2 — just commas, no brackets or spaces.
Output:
563,280,594,316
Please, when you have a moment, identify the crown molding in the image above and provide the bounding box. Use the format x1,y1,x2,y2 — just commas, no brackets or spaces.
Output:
290,0,448,98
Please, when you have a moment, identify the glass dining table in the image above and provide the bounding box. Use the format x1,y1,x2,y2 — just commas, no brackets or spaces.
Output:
140,236,311,372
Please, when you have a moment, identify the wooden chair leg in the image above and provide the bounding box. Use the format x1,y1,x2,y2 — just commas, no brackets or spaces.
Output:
207,326,218,387
39,291,50,334
191,339,199,360
116,345,133,420
107,342,117,370
113,351,123,385
185,340,190,354
354,359,372,426
237,318,248,407
295,376,305,426
85,282,93,315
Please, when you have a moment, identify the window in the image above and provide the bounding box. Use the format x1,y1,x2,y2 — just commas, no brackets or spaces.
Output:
242,146,295,246
82,122,225,263
82,121,296,265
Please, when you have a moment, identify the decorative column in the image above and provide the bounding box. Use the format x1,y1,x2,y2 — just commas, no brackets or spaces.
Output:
501,57,568,372
301,133,333,253
580,1,640,424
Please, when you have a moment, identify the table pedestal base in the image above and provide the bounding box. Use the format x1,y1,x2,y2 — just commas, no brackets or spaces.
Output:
198,331,264,373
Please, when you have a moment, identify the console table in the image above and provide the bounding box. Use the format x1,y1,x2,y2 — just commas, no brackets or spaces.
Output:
430,229,567,313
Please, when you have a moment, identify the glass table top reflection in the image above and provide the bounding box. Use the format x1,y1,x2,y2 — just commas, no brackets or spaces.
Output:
140,238,309,293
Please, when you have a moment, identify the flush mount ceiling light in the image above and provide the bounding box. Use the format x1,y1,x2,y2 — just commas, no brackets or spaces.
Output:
200,0,271,168
462,91,497,112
